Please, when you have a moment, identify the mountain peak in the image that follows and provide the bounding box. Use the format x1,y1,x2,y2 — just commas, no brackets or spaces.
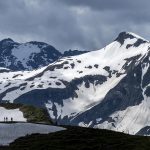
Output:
115,32,148,45
127,32,148,41
1,38,14,43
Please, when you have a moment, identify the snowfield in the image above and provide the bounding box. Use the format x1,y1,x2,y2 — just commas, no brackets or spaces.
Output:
0,123,65,146
0,107,26,122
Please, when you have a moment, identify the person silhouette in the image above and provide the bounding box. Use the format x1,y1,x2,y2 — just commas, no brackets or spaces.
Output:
11,117,13,122
4,117,5,122
6,117,8,122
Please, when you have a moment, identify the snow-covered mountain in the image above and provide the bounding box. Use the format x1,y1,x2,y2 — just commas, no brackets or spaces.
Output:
0,38,87,71
0,39,62,70
0,32,150,135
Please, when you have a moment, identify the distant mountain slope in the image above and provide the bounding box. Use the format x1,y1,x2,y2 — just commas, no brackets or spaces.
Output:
0,32,150,135
0,38,87,71
0,39,62,70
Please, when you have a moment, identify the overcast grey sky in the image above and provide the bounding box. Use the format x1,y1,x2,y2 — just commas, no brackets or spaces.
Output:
0,0,150,51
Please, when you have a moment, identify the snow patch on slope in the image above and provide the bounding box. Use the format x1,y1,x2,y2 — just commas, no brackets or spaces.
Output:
46,74,126,119
0,123,65,145
94,98,150,135
0,107,26,122
127,32,149,42
12,44,41,68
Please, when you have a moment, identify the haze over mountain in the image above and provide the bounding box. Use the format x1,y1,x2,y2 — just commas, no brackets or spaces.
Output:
0,32,150,135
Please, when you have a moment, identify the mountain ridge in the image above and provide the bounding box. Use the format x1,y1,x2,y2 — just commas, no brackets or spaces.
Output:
0,32,150,135
0,38,88,71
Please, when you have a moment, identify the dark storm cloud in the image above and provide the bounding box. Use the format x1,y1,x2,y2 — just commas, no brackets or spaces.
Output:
57,0,147,11
0,0,150,51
